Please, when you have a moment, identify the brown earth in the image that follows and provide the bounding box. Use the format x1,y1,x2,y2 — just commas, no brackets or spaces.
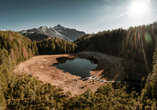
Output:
13,51,132,96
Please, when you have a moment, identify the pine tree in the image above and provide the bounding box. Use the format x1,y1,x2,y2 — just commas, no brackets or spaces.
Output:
151,99,156,110
22,47,28,60
145,44,157,98
0,89,6,110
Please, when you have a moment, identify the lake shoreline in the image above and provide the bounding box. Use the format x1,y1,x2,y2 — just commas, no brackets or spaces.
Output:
13,51,129,96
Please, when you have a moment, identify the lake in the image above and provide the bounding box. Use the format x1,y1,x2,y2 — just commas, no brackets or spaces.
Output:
51,57,98,78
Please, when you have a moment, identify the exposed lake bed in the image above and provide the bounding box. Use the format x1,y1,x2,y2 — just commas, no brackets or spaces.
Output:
13,51,135,96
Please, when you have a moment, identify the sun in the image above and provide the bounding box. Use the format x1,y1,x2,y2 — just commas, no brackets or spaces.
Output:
128,0,150,17
131,1,147,14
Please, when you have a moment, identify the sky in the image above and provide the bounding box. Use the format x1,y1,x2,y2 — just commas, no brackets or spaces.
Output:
0,0,157,33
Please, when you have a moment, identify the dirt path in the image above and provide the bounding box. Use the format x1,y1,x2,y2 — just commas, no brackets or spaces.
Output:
13,51,130,96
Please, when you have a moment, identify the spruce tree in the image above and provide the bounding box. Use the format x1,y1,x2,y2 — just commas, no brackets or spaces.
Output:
145,44,157,98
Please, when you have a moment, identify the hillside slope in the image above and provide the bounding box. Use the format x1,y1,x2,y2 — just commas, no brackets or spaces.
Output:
75,22,157,75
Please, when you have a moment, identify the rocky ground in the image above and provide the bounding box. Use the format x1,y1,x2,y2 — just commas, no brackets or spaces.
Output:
13,51,134,96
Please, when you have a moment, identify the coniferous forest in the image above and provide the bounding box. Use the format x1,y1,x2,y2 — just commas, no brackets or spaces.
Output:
1,22,157,109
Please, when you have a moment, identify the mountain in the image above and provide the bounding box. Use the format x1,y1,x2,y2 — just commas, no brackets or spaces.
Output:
0,29,6,31
19,25,85,41
19,26,72,41
53,24,85,41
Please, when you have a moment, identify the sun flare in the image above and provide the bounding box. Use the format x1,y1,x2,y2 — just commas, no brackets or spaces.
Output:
128,0,150,17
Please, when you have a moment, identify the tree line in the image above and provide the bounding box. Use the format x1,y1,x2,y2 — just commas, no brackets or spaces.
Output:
75,22,157,81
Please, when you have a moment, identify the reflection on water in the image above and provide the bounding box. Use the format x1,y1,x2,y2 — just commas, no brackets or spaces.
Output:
55,57,75,65
51,57,98,78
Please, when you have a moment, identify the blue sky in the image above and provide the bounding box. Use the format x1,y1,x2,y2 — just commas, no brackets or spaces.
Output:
0,0,157,33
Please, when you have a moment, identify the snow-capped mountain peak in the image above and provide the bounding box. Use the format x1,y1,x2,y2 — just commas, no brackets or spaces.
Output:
53,24,65,30
18,24,85,41
53,24,85,41
0,29,6,31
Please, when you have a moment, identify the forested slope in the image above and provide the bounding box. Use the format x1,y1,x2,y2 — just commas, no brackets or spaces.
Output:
0,30,77,109
0,31,38,109
1,21,157,109
37,37,77,55
75,22,157,75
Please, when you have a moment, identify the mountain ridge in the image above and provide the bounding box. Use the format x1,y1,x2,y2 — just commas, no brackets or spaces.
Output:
19,25,85,41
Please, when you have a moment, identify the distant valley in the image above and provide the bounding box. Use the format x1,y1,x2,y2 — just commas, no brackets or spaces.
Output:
19,24,85,41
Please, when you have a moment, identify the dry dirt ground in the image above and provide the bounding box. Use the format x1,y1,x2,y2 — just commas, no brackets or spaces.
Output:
13,51,130,96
